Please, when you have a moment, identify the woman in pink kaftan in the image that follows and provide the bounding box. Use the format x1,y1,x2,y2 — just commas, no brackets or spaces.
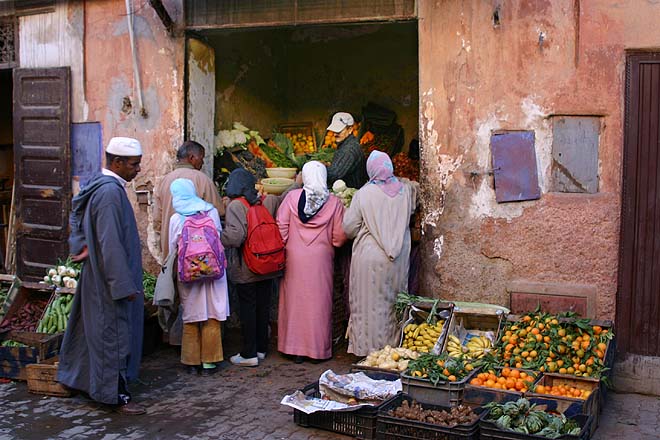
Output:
276,161,347,361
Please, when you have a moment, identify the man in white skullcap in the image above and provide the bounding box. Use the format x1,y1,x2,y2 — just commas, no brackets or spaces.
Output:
58,137,146,415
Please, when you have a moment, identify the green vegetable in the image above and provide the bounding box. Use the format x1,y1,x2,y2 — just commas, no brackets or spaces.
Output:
143,270,157,302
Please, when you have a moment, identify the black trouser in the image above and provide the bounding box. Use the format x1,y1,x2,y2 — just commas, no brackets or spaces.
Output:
118,374,131,405
236,280,272,359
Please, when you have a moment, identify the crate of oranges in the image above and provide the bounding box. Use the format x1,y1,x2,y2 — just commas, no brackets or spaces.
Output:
279,122,317,155
463,367,538,406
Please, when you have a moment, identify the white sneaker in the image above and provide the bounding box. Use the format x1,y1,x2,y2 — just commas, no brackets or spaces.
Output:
230,354,258,367
257,352,266,360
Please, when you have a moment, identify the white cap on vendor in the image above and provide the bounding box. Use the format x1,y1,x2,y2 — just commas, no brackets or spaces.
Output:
106,137,142,156
326,112,355,133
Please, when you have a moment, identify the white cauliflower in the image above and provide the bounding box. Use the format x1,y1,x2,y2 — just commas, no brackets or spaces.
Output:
332,179,347,193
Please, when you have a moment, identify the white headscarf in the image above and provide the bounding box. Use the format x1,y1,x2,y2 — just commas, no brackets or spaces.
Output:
302,161,330,217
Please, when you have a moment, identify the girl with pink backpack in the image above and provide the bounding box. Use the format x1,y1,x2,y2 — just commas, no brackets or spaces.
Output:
168,178,230,375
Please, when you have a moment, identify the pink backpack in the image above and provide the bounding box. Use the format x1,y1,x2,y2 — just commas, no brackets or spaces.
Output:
177,212,225,283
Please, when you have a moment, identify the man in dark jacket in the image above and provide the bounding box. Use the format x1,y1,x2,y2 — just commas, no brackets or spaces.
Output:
58,137,145,415
325,112,368,189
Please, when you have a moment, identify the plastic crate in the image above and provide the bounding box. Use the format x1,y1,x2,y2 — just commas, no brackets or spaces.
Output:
479,413,592,440
376,393,485,440
292,371,399,439
463,368,539,406
401,368,478,407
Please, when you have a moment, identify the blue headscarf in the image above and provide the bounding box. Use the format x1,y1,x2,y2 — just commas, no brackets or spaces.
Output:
170,178,213,216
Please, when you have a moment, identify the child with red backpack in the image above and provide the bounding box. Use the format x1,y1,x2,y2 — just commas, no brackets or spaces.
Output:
168,178,229,375
221,168,294,367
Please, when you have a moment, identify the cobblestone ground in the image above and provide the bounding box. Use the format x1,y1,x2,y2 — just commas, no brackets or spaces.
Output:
0,335,658,439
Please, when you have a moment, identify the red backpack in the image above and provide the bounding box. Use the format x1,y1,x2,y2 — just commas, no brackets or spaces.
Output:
238,197,285,275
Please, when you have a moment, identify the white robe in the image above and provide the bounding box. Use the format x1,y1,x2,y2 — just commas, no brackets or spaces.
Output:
343,181,417,356
168,209,230,323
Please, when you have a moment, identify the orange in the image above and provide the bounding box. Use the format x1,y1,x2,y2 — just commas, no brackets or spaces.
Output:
559,368,567,374
531,328,540,335
502,367,511,377
536,385,546,394
510,369,521,379
485,379,496,387
515,362,523,369
448,375,457,382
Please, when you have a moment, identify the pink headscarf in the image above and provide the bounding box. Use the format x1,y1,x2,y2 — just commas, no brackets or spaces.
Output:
366,150,403,197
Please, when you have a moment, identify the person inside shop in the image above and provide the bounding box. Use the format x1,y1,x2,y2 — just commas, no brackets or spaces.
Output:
221,168,286,367
58,137,146,415
168,178,230,376
325,112,368,189
154,140,224,262
276,161,347,364
342,150,418,357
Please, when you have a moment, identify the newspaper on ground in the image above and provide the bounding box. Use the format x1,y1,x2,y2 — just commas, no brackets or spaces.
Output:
280,369,402,415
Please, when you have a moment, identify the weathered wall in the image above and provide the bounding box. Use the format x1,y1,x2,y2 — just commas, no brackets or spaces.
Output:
210,22,419,148
417,0,660,320
83,0,185,269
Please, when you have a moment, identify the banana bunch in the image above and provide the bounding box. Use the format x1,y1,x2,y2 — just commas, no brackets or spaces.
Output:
465,335,492,359
401,321,444,353
447,335,467,358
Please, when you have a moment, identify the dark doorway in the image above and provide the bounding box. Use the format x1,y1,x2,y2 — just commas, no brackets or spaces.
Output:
618,52,660,357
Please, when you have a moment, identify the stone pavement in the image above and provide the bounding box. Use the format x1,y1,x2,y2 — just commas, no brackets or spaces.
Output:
0,335,658,439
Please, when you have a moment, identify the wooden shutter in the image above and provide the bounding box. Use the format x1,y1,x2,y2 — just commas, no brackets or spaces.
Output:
13,67,71,280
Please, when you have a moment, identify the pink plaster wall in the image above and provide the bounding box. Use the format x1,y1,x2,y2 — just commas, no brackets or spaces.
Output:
417,0,660,319
83,0,185,270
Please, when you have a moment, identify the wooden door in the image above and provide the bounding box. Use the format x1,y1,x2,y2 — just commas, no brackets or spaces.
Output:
618,52,660,357
12,67,71,280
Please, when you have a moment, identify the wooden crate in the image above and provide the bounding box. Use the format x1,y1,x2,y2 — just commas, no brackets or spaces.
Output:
526,373,600,435
26,357,72,397
443,310,504,354
0,281,54,332
279,122,317,154
0,274,21,323
0,331,63,380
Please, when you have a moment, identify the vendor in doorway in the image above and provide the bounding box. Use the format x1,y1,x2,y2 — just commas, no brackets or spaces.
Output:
325,112,368,189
